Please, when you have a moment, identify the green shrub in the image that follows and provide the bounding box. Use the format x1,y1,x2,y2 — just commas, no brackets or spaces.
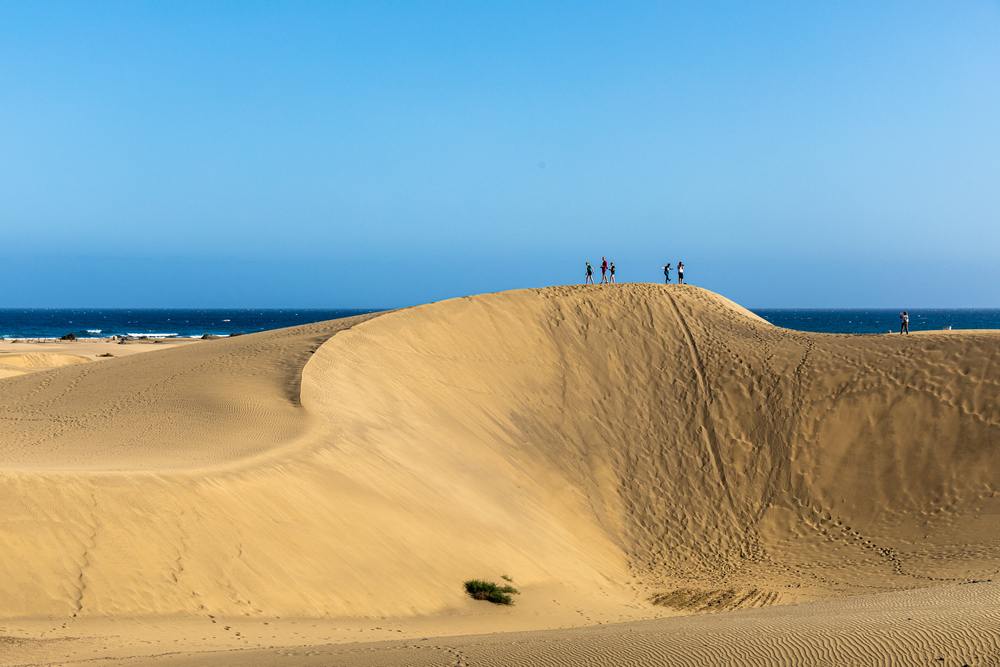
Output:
464,579,520,606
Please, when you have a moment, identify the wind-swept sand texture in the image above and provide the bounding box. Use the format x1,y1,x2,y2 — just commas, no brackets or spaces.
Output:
0,338,200,379
0,353,91,379
3,284,1000,665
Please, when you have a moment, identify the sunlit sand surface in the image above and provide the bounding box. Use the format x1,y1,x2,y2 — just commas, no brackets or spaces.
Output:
3,285,1000,665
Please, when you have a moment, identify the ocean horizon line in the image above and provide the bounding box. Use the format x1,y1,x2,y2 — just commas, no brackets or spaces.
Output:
3,303,1000,339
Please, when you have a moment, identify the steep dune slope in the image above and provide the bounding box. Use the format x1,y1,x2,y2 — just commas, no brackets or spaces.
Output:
2,284,1000,623
307,284,1000,604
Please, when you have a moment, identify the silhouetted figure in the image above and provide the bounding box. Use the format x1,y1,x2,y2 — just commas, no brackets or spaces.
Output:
678,262,685,284
600,257,608,284
609,262,616,283
900,311,909,334
585,262,594,284
661,263,671,283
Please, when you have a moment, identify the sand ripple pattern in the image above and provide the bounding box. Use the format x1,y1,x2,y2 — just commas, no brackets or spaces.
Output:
66,584,1000,666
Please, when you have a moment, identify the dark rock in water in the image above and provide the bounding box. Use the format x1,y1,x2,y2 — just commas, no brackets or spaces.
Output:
60,333,77,341
228,333,244,337
201,334,223,340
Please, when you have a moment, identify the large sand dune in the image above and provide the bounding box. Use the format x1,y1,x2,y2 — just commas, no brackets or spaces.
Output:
3,284,1000,664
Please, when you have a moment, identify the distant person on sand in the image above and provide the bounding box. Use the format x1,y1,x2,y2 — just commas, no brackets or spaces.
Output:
585,262,594,284
661,263,672,283
600,257,608,283
609,262,616,283
677,262,684,284
900,311,909,334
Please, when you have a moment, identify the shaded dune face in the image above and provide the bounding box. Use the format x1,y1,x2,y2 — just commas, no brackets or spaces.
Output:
303,284,1000,597
2,285,1000,618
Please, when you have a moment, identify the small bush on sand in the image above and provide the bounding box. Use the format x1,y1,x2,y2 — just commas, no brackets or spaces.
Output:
464,579,520,605
98,352,114,357
60,333,77,341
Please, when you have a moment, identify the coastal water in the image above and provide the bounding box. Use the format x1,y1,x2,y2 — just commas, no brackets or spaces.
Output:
0,309,380,339
752,309,1000,335
2,307,999,340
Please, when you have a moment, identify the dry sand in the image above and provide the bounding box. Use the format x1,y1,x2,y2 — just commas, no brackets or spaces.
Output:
2,284,1000,666
0,338,199,380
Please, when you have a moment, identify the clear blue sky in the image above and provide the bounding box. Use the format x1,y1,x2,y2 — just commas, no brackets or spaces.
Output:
2,1,998,308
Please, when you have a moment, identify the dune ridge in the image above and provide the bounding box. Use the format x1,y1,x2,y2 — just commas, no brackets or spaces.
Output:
3,284,1000,663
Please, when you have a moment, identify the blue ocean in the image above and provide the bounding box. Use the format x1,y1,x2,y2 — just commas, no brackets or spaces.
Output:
0,309,381,339
751,309,1000,335
2,307,999,340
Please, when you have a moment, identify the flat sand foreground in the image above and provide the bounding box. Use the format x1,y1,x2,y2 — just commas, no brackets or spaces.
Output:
4,584,1000,666
3,284,1000,666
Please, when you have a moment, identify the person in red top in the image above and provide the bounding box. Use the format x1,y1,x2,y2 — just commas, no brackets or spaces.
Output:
600,257,608,283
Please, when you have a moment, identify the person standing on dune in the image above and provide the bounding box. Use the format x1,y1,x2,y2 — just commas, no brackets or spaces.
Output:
585,262,594,284
900,311,909,334
662,263,671,283
678,262,684,284
609,262,616,283
600,257,608,283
